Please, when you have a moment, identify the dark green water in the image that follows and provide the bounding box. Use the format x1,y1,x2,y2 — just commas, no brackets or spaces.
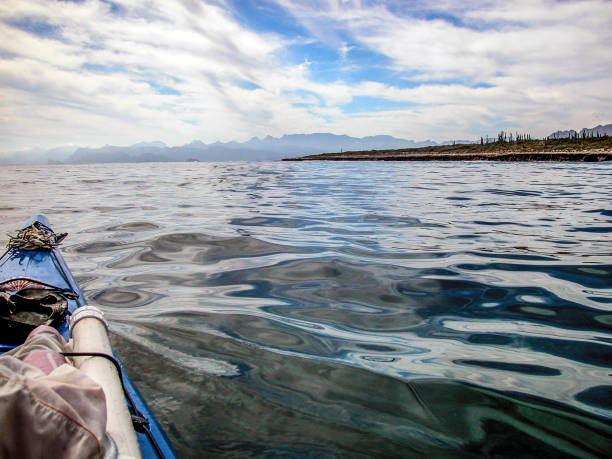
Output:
1,161,611,457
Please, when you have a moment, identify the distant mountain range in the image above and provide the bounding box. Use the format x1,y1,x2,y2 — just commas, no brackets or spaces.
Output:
548,123,612,139
1,124,609,164
0,134,468,164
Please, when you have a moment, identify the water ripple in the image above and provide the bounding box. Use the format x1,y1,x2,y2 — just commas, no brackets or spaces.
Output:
2,161,611,457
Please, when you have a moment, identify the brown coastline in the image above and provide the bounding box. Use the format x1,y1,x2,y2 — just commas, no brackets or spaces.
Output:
283,137,612,162
285,150,611,162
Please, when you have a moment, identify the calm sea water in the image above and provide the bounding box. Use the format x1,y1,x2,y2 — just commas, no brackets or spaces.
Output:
1,161,611,457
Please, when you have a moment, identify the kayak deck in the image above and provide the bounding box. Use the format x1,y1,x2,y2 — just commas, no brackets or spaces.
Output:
0,215,175,459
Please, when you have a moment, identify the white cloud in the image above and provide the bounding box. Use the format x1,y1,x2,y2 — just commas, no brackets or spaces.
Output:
0,0,298,150
279,0,612,134
0,0,611,153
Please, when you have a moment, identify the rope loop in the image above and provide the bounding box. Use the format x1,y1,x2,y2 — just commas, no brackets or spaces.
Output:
7,223,67,251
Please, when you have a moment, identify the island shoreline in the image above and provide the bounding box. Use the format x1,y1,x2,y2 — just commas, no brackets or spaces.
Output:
283,136,612,162
284,150,611,162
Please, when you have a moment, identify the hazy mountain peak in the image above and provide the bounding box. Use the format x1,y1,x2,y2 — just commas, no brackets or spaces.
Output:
3,123,610,165
548,123,611,138
57,133,438,163
131,141,167,148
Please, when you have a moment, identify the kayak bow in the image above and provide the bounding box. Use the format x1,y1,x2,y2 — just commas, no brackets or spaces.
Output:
0,215,175,459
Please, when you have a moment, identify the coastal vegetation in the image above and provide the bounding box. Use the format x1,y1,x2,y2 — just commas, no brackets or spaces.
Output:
285,132,612,162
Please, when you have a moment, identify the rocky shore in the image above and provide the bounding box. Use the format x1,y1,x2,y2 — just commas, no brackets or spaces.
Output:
284,149,611,162
284,136,612,162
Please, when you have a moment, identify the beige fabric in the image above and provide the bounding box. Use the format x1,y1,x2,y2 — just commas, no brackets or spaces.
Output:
0,326,115,458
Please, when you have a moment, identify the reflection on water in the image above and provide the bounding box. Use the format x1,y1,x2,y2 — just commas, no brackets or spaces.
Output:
1,161,611,457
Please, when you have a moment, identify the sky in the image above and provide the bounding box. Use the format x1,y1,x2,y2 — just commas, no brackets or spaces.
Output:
1,0,611,152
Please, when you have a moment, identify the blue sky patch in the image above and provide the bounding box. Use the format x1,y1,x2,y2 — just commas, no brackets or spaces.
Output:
0,50,17,60
100,0,126,16
409,77,495,89
146,80,180,95
6,17,62,39
472,82,494,89
283,41,338,66
384,3,492,31
337,46,400,84
227,0,305,37
340,96,419,114
82,63,129,73
234,80,261,90
281,41,406,87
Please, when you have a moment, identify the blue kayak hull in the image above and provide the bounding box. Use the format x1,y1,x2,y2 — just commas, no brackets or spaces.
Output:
0,215,176,459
